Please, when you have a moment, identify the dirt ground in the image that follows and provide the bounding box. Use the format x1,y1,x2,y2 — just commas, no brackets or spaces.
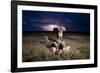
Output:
22,32,90,62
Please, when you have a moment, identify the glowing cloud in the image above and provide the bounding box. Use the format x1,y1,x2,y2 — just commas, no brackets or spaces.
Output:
41,24,66,31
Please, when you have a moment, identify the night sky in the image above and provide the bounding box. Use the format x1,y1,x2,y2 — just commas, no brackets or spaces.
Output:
22,10,90,32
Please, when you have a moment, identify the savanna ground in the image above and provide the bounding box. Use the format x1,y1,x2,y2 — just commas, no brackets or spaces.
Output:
22,32,90,62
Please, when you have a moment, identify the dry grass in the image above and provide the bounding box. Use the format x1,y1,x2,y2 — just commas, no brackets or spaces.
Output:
22,32,90,62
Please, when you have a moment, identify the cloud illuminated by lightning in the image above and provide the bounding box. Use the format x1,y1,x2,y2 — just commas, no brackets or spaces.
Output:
41,24,66,31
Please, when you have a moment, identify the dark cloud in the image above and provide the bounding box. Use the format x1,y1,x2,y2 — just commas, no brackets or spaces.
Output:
22,10,90,32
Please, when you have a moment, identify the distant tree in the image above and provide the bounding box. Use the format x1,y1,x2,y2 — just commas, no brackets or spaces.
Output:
53,28,58,38
53,28,58,32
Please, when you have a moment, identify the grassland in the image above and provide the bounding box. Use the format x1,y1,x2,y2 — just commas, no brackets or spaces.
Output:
22,32,90,62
